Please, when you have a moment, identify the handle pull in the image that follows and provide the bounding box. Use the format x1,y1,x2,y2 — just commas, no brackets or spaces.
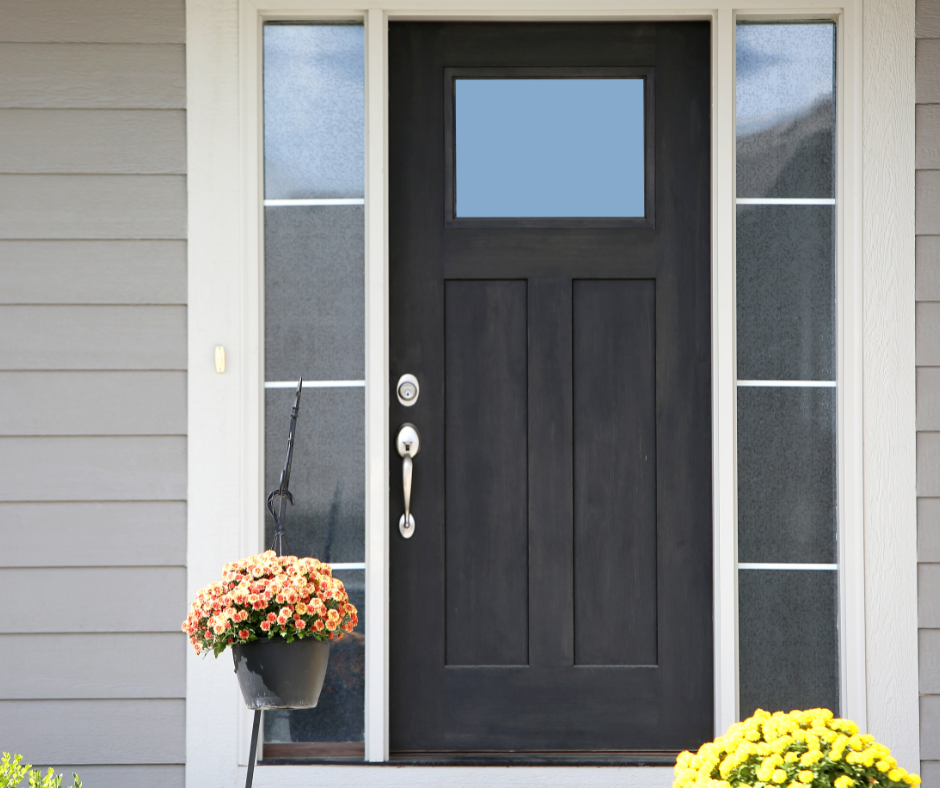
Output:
396,423,420,538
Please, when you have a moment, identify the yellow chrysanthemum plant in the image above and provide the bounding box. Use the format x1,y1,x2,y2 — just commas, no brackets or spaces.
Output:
674,709,920,788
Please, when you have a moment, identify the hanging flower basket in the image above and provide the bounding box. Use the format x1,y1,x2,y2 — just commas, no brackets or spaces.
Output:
182,551,359,709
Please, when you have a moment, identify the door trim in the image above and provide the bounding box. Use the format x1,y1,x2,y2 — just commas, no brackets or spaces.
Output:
184,0,916,782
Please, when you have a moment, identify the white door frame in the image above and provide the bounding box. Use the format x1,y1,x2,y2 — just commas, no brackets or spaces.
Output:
185,1,917,785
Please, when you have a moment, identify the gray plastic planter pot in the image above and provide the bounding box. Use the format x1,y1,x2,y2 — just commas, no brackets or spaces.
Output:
232,637,331,710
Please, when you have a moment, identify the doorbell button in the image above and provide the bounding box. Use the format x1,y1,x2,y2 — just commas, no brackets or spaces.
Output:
397,374,420,406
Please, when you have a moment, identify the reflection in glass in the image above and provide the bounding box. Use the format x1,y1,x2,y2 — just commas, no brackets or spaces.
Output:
264,205,365,382
456,78,644,218
736,205,835,381
264,23,364,200
737,387,837,564
264,570,365,744
739,569,839,717
736,23,835,198
264,388,365,565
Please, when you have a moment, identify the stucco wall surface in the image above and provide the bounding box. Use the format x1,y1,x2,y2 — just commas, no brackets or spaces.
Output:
0,2,188,786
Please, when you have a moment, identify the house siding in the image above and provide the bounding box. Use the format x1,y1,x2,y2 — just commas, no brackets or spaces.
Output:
919,0,940,782
0,1,187,786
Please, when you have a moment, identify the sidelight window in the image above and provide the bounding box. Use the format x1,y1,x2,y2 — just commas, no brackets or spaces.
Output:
261,21,366,757
734,20,840,718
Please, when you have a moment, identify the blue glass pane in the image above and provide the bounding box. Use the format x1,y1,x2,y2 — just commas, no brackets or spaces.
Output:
264,23,364,200
736,23,835,198
456,79,645,218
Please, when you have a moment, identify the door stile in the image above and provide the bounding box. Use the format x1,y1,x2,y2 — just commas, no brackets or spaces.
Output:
528,276,575,669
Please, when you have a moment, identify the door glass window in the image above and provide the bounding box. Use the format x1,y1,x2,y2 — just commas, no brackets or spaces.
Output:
454,78,645,218
262,21,366,757
735,21,839,719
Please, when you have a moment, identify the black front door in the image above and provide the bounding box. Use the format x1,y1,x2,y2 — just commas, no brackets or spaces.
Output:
389,22,712,755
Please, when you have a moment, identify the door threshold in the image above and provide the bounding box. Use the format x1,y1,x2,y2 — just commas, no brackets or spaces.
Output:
261,750,679,767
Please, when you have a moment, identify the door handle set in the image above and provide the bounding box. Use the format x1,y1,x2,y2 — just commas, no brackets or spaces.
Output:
396,422,420,538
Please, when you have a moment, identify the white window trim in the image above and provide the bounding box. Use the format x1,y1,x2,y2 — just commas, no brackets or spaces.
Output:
185,1,916,786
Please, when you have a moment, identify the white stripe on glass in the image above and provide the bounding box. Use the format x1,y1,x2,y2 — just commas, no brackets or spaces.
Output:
329,563,366,571
263,198,365,207
738,563,838,571
736,198,835,205
265,380,365,389
737,380,836,387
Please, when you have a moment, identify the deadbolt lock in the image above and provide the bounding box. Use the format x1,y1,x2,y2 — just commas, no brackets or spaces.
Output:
396,374,419,407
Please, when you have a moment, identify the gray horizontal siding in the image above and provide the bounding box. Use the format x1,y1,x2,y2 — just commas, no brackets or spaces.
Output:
0,502,185,567
917,235,940,300
0,241,186,304
923,695,940,759
0,306,186,369
916,302,940,365
917,105,940,169
0,44,184,109
0,634,184,698
0,700,184,764
919,434,940,496
0,436,186,500
917,170,940,235
918,38,940,104
0,110,186,174
0,567,186,632
0,372,186,435
920,564,940,627
0,175,186,239
920,498,940,561
28,766,183,788
921,0,940,38
1,0,184,44
923,629,940,692
918,368,940,429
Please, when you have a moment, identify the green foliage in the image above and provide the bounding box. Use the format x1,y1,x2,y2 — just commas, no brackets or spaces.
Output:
1,754,81,788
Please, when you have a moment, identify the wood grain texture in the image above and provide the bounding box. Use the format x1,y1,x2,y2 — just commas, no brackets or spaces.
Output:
864,0,919,770
1,0,184,44
25,766,182,788
0,110,186,174
0,436,186,501
0,241,186,304
919,0,940,39
0,44,185,109
0,567,186,632
919,498,940,562
0,306,186,370
918,39,940,104
918,171,940,235
919,433,940,497
0,501,185,566
0,371,186,435
0,633,184,698
0,700,184,763
917,302,940,365
0,175,186,239
917,236,940,300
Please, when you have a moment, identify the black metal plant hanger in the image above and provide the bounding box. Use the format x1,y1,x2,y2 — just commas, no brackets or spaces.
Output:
245,378,303,788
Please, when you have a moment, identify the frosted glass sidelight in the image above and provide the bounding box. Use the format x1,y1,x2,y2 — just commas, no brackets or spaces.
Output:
455,78,645,218
264,388,365,566
264,205,365,382
737,387,837,564
264,23,364,200
736,23,835,199
738,569,839,718
736,205,835,381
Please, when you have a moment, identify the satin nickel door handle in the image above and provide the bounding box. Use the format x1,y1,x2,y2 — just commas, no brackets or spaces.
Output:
396,423,421,538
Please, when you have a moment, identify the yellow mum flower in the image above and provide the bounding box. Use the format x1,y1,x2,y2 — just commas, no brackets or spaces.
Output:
800,750,822,767
757,767,774,782
834,776,854,788
772,770,787,784
888,768,907,782
908,774,922,785
785,752,799,764
798,770,814,784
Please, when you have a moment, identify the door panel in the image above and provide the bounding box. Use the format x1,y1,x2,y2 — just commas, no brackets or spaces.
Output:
389,21,712,754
